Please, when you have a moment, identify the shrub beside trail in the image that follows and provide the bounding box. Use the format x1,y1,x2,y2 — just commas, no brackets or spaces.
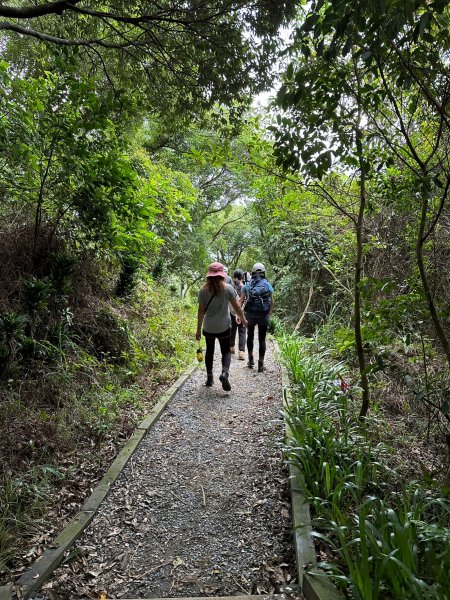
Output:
279,332,450,600
0,264,196,578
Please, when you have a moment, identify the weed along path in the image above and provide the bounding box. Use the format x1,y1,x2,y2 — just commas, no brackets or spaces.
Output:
30,340,299,599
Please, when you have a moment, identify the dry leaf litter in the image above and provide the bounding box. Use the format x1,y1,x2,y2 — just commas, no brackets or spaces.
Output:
30,340,300,599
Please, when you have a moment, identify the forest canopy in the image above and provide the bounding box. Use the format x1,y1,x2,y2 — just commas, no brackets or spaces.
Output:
0,0,297,117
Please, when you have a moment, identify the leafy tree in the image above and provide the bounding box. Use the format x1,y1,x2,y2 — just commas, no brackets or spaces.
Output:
0,61,142,255
0,56,206,314
270,0,450,419
273,57,372,414
291,0,450,366
138,117,259,288
0,1,297,119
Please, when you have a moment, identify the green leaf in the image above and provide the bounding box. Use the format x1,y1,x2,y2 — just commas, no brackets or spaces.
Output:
286,62,294,80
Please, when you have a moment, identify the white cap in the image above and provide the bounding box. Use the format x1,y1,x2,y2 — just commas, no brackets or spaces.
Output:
252,262,265,273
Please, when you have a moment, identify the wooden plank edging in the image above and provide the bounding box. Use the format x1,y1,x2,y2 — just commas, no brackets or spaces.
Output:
5,362,198,600
272,340,343,600
114,596,288,600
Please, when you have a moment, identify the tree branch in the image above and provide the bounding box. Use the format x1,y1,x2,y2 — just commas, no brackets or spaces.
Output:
0,1,83,19
0,21,139,48
211,217,241,242
309,245,353,298
294,270,317,332
68,4,231,28
422,175,450,243
204,196,235,215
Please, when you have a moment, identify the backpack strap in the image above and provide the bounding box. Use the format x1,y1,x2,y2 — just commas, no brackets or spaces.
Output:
233,279,242,297
204,294,215,313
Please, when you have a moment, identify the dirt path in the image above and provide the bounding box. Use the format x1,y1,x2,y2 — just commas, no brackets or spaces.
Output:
33,341,297,599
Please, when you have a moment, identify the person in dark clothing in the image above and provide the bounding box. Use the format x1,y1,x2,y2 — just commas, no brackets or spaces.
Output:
240,262,274,373
230,268,246,360
196,262,247,390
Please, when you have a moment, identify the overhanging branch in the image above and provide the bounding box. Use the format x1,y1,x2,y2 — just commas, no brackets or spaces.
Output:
0,1,83,19
0,21,138,48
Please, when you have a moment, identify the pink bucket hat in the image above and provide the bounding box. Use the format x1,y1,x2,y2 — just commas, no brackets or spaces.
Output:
207,262,226,278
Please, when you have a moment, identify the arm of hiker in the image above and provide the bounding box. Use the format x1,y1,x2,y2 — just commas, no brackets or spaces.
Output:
230,297,247,327
196,304,205,341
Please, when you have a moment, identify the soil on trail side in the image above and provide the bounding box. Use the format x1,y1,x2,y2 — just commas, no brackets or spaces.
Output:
33,340,298,599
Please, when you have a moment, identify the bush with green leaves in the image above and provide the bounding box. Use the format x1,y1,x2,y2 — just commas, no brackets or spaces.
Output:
279,332,450,600
0,277,197,567
315,492,450,600
126,276,196,379
0,313,28,376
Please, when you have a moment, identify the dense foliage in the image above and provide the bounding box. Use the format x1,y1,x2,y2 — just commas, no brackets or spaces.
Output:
0,0,449,596
271,0,450,418
0,0,297,118
280,332,450,599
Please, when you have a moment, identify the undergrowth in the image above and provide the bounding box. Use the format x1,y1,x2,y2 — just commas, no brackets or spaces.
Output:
278,332,450,600
0,276,196,574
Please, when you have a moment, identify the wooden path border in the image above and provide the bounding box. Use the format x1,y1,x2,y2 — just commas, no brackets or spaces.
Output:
0,364,198,600
275,341,343,600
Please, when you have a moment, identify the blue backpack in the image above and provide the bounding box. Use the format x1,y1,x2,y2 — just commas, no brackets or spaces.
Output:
245,277,271,316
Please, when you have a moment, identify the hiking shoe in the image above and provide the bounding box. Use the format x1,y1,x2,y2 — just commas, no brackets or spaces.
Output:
238,351,245,360
258,360,264,373
219,370,231,391
205,374,214,387
230,346,235,354
247,356,255,368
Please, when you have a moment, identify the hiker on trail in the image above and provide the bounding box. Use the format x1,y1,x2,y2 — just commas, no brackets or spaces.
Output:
240,262,274,373
223,266,232,284
230,268,246,360
196,262,247,391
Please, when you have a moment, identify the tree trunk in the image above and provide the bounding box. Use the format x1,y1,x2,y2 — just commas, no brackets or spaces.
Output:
416,193,450,366
356,167,370,419
352,57,371,419
294,271,316,332
33,137,57,263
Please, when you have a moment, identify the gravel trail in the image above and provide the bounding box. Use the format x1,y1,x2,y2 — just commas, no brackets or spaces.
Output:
35,340,298,599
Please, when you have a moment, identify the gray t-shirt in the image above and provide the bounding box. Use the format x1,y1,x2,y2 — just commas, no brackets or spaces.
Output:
198,283,235,334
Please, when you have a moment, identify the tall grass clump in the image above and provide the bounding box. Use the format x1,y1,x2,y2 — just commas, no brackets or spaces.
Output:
279,332,450,600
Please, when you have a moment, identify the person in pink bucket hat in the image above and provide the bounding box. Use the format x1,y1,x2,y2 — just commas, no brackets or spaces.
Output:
196,262,247,390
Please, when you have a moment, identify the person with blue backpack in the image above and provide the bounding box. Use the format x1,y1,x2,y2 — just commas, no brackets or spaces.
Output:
240,262,274,372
